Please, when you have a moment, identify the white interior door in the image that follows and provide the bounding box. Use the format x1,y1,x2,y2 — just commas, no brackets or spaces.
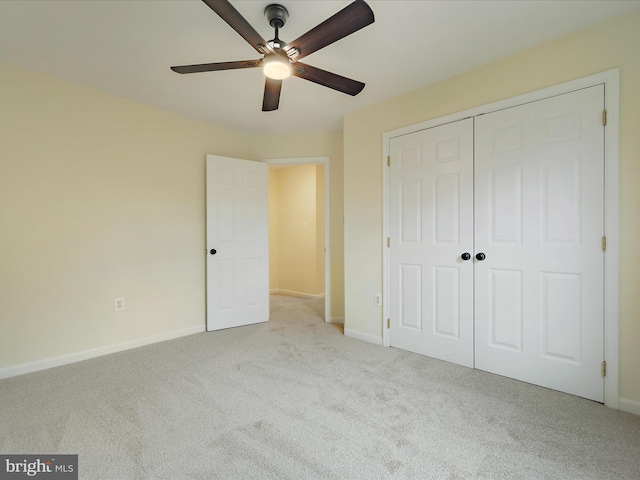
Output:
206,155,269,331
388,119,474,367
474,85,605,402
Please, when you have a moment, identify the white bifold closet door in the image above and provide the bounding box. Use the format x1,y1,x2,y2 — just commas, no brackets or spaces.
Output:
474,85,604,402
389,85,605,402
389,118,475,368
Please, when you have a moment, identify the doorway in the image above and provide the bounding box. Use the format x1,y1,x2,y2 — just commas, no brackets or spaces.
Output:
264,157,330,323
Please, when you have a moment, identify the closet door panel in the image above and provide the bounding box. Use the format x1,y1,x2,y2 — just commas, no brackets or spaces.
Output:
474,85,605,402
389,119,474,367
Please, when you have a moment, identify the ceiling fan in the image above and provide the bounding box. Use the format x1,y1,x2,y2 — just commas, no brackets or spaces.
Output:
171,0,375,111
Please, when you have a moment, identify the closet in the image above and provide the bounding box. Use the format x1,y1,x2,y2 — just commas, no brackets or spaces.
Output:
387,85,605,402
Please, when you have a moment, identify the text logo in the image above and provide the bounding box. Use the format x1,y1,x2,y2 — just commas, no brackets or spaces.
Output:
0,456,77,480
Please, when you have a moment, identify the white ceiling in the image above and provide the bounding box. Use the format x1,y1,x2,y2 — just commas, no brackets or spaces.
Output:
0,0,638,134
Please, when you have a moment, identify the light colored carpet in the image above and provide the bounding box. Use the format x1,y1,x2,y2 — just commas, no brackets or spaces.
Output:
1,294,639,479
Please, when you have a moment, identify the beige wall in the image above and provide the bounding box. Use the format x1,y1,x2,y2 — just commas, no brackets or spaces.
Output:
268,164,324,297
343,10,640,405
0,60,344,373
0,60,254,368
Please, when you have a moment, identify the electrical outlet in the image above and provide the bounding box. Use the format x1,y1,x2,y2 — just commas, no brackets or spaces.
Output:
114,297,126,311
374,293,382,307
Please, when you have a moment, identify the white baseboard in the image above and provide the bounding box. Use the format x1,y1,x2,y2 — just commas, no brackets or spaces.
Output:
344,328,383,346
619,397,640,417
329,317,345,324
271,289,325,299
0,325,205,380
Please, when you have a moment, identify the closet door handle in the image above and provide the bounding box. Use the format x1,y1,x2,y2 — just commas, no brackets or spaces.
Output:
461,252,471,261
210,249,217,255
475,252,486,261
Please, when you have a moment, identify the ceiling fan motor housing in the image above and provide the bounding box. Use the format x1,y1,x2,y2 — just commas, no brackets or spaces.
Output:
264,4,289,28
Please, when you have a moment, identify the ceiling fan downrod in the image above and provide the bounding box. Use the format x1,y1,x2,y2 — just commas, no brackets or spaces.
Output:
265,4,289,49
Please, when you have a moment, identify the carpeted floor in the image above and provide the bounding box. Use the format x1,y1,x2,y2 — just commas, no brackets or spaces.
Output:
1,294,639,479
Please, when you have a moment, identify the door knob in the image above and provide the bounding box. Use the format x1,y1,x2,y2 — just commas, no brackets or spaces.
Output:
210,249,217,255
461,252,471,261
475,252,486,261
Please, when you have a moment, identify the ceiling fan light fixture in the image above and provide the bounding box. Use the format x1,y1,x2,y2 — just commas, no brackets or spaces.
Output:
262,55,291,80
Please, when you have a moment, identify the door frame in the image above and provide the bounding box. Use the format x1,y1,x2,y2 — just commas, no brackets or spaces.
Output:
382,69,620,409
262,156,331,323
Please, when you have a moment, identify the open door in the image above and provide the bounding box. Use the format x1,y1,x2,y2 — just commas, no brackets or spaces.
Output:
206,155,269,331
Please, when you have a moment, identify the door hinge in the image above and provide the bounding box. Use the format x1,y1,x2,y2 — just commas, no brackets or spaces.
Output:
387,237,391,248
387,318,391,329
387,156,390,167
602,360,607,377
602,109,607,126
602,235,607,252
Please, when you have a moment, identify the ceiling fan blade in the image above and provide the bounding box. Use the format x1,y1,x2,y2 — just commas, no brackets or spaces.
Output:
293,62,365,96
284,0,374,61
171,60,261,74
262,78,283,111
202,0,269,54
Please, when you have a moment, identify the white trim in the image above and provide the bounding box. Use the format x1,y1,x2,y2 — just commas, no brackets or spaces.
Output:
619,398,640,417
263,156,331,323
382,137,390,348
602,69,620,410
271,289,325,299
0,325,204,380
344,328,383,346
263,156,328,166
382,68,620,408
